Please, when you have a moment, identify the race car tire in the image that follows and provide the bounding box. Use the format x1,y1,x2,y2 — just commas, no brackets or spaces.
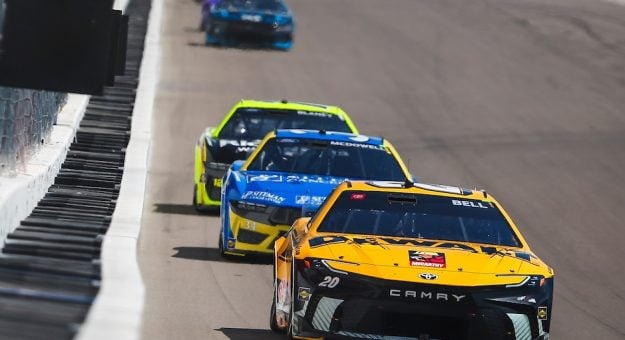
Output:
193,184,219,214
218,230,238,260
218,233,227,258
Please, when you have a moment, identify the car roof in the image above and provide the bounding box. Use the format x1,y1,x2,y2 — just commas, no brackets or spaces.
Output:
273,129,384,146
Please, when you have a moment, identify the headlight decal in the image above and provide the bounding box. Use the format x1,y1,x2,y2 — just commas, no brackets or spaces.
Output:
310,297,343,332
506,313,532,340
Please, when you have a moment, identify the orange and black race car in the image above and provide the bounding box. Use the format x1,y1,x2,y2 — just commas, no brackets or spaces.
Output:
271,180,554,340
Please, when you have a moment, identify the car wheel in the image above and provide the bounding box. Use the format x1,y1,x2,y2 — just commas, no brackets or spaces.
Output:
194,184,219,214
218,232,226,257
193,184,199,209
218,229,237,260
193,184,206,212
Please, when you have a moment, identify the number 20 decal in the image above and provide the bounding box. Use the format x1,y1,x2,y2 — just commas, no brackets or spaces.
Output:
318,276,340,288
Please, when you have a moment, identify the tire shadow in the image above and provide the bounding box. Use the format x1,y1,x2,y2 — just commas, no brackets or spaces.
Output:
172,246,272,264
215,327,283,340
153,203,219,216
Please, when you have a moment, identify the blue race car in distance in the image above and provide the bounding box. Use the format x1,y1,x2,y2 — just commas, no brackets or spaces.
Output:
204,0,295,50
219,129,413,257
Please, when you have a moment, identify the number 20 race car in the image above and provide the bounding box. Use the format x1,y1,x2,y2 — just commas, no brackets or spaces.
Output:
271,181,554,340
193,100,357,212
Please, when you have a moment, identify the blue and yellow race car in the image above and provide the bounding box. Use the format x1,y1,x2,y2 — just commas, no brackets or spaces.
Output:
194,100,357,212
219,129,413,257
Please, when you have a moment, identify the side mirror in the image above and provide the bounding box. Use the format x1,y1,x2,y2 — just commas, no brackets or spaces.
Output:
231,160,245,171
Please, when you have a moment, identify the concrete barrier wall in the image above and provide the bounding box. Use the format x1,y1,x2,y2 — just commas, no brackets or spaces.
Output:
0,89,66,174
0,94,89,244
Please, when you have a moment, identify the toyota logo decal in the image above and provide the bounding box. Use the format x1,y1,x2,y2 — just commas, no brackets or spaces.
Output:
419,273,438,280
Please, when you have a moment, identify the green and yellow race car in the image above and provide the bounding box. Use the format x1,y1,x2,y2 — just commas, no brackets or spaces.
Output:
193,99,358,212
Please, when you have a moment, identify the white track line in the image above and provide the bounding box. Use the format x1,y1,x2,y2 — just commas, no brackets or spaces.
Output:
76,0,163,338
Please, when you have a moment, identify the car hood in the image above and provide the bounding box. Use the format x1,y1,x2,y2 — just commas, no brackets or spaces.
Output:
236,171,348,207
304,235,550,286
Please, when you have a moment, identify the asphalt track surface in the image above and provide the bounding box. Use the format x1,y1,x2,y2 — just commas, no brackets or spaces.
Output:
138,0,625,339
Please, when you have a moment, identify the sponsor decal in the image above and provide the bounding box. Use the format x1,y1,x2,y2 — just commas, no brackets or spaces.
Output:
217,139,258,153
241,14,262,22
295,195,326,205
419,273,438,280
538,306,548,320
213,178,222,187
241,191,285,204
298,287,311,301
218,139,258,147
389,289,466,303
452,199,492,209
409,250,446,268
296,111,333,118
329,140,385,150
248,174,283,182
350,193,366,200
349,135,370,142
286,175,348,184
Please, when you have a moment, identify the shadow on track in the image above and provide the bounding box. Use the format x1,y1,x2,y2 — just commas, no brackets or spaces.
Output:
172,246,272,264
215,327,283,340
152,203,219,216
186,41,287,53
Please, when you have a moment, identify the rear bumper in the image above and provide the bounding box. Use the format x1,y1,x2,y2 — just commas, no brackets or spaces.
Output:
207,19,293,47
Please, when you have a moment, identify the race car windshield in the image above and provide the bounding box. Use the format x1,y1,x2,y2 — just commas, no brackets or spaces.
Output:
218,109,351,140
317,191,521,247
246,138,407,181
